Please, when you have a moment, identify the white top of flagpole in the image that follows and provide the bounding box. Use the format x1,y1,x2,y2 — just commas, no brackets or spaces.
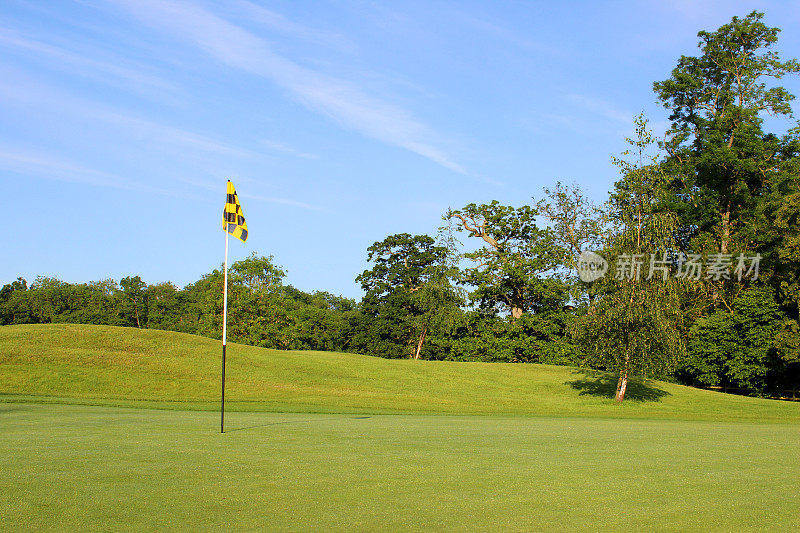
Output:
222,226,229,346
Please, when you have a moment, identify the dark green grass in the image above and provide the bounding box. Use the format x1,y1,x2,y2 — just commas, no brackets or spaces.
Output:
2,324,800,422
2,403,799,532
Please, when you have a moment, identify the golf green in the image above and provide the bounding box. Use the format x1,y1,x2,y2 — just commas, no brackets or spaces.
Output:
2,403,798,531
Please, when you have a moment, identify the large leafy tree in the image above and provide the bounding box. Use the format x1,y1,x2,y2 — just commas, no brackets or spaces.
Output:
120,275,147,328
654,12,800,392
537,182,606,273
229,252,286,292
183,254,354,351
144,282,184,331
0,278,29,325
537,182,607,308
447,201,564,318
654,10,799,257
680,286,782,393
355,233,456,359
760,147,800,373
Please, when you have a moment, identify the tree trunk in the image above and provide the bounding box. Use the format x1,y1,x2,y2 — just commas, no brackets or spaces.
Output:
720,208,731,254
616,352,630,402
413,326,427,360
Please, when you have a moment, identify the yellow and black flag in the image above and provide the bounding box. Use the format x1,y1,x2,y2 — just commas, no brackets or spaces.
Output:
222,180,248,243
220,179,248,433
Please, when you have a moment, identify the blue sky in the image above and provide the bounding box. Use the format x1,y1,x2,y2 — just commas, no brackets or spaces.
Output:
2,0,799,299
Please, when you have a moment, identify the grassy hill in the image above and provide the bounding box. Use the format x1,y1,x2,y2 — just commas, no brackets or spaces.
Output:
3,323,800,531
2,323,800,422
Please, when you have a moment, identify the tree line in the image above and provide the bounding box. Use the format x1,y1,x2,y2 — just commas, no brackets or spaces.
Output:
2,12,799,400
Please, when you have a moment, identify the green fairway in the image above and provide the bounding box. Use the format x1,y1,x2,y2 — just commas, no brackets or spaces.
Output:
2,403,799,532
3,324,800,530
2,324,800,422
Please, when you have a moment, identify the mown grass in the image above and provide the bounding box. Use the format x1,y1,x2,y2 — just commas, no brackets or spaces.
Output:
2,404,799,532
2,323,800,422
2,324,800,531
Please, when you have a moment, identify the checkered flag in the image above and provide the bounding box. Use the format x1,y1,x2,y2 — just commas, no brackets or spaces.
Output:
222,180,248,243
220,179,248,433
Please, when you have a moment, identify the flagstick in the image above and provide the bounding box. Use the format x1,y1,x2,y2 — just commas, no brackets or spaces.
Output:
221,226,229,433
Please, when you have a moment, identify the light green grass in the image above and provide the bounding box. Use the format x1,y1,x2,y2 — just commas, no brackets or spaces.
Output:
2,324,800,530
2,323,800,422
2,403,799,532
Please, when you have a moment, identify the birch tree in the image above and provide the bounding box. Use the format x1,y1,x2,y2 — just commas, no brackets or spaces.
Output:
575,116,685,401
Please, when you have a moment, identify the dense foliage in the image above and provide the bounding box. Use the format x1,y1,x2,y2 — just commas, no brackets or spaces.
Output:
0,254,356,352
2,12,799,399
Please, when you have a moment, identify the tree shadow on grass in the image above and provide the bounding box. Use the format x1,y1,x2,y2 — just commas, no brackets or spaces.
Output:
566,370,670,403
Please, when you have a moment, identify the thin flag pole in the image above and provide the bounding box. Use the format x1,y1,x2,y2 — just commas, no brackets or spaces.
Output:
221,219,229,433
221,178,247,434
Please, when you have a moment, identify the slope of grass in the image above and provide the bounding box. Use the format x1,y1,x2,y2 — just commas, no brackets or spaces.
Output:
2,404,799,532
2,323,800,422
3,324,800,531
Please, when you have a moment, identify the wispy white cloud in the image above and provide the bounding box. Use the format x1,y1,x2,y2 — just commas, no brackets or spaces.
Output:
0,66,253,159
261,139,318,160
568,94,633,124
0,65,314,206
658,0,763,24
447,10,564,57
244,192,321,211
531,93,636,138
107,0,467,174
541,112,584,134
98,109,254,158
0,147,118,187
0,27,184,103
175,175,320,211
229,0,354,52
546,94,673,144
0,145,183,197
